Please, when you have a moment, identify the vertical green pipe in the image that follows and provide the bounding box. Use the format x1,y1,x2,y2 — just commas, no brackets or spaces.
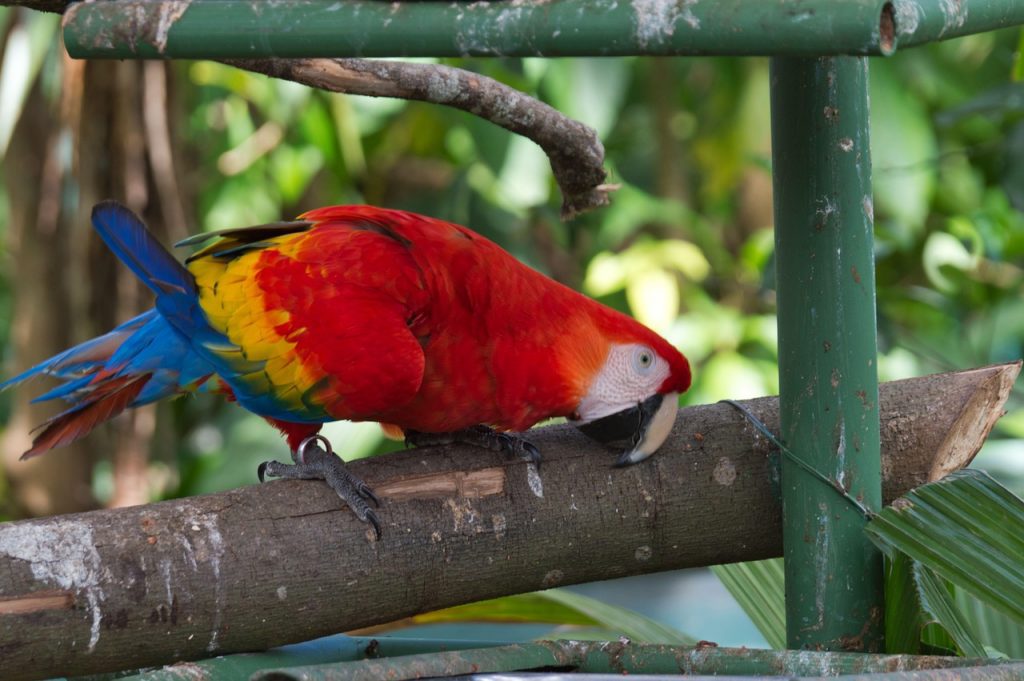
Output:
769,56,884,651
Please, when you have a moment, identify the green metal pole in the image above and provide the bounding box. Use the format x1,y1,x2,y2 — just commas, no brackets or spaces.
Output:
60,0,1024,61
244,640,1014,681
63,0,902,59
770,56,884,651
109,637,506,681
894,0,1024,48
241,641,1020,681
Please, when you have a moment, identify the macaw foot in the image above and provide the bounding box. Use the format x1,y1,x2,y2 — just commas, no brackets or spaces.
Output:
405,425,542,469
258,434,382,539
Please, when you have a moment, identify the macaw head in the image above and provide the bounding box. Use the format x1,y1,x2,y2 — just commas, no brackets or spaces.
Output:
570,315,691,466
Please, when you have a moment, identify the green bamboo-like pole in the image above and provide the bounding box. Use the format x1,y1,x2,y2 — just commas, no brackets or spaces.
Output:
769,56,884,651
239,639,1015,681
115,637,504,681
895,0,1024,48
63,0,898,59
59,0,1024,60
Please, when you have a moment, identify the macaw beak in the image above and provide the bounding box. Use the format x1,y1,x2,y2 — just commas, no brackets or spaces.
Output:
575,392,679,466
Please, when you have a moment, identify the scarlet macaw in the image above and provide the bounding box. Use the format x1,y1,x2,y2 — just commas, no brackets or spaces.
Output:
2,202,691,536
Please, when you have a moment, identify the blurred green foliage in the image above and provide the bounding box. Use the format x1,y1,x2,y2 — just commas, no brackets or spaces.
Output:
0,14,1021,503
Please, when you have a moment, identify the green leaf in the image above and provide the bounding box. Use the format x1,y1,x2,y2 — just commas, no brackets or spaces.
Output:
922,229,978,293
626,267,679,334
936,83,1024,124
955,585,1024,659
539,589,696,645
711,559,785,649
865,469,1024,627
870,60,938,246
921,621,960,657
1002,122,1024,212
884,552,923,654
270,144,324,204
413,593,598,627
412,590,694,645
914,562,988,658
496,135,550,207
1015,28,1024,82
541,58,631,138
691,351,775,403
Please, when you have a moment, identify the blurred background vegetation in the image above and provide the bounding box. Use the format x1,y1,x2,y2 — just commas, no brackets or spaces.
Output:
0,7,1021,648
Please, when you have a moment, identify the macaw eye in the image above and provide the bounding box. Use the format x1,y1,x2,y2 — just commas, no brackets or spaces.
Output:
633,346,655,373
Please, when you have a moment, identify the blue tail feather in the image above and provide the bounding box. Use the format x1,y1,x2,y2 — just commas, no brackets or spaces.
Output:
0,311,156,391
31,374,95,403
6,312,213,406
3,201,234,457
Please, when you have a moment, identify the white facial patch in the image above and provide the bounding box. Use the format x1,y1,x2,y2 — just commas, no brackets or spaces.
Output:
577,343,672,422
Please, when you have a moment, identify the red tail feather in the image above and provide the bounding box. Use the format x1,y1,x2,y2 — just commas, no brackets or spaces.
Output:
265,417,321,453
21,374,149,460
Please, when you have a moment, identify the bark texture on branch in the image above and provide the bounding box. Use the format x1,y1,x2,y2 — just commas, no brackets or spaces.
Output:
224,58,611,220
0,363,1018,680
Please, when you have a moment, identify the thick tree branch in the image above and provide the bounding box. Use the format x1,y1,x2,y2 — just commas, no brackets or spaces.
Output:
224,58,611,220
0,363,1018,681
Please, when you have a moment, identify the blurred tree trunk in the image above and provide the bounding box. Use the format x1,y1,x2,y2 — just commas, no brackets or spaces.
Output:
1,79,94,516
650,57,690,205
1,25,191,515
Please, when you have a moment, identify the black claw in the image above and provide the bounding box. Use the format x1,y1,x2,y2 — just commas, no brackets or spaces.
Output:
521,441,542,470
361,484,382,508
365,510,382,540
257,461,270,483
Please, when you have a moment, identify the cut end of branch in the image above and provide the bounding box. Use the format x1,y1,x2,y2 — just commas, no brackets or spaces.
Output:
931,360,1021,480
560,183,619,221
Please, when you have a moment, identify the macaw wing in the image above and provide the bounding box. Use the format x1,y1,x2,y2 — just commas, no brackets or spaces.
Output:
187,225,428,424
178,220,315,262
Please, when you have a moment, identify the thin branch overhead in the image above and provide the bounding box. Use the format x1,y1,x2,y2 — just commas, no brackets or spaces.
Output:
225,58,613,220
6,0,614,218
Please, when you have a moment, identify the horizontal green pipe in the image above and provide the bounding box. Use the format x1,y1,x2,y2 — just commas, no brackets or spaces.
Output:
116,637,508,680
59,0,1024,60
892,0,1024,48
246,639,1018,681
64,0,902,59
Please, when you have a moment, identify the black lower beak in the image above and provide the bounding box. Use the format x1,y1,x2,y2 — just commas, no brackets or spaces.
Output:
575,394,665,461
